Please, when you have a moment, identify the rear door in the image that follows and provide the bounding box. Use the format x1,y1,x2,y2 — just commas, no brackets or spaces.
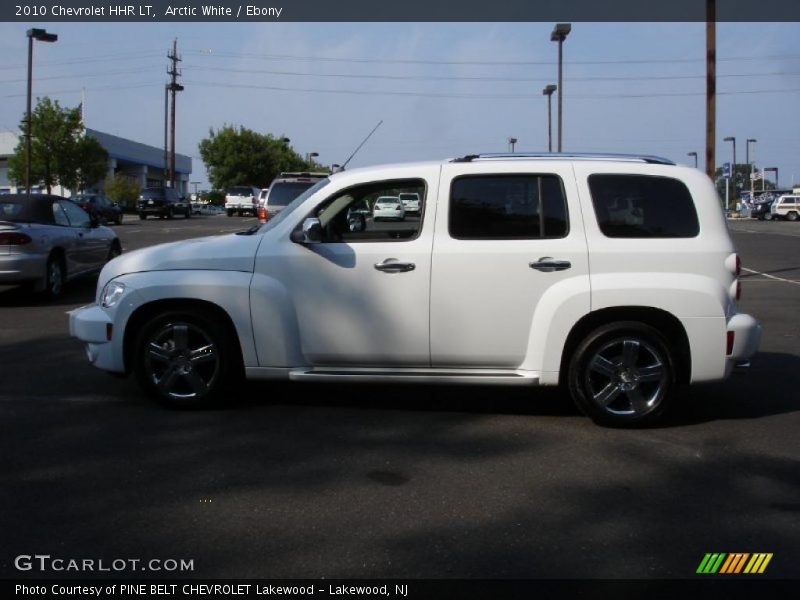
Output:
430,161,589,368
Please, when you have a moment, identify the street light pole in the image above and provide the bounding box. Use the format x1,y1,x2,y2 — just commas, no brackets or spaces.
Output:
25,28,57,198
551,23,571,153
746,138,756,201
687,151,698,168
507,137,517,153
724,136,736,207
542,84,556,152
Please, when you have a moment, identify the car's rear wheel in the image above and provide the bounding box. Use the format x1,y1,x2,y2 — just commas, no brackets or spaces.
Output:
139,213,146,220
185,208,192,219
567,321,675,427
133,310,239,408
787,211,798,221
763,212,774,221
166,206,174,219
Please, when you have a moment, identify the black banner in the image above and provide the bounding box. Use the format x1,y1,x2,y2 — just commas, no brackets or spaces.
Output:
2,0,800,23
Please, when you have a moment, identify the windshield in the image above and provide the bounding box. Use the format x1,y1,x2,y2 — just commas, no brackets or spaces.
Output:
140,189,165,199
268,181,318,208
258,178,330,234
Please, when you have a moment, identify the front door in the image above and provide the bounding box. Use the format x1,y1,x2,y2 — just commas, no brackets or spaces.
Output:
256,167,439,366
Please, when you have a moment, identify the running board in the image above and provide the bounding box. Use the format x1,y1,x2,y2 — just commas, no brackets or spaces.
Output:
286,367,539,386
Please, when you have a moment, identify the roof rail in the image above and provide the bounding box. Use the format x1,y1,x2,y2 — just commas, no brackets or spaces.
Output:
451,152,675,165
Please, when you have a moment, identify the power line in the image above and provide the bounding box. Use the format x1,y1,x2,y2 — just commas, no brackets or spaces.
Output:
184,48,800,66
180,63,800,83
183,79,800,99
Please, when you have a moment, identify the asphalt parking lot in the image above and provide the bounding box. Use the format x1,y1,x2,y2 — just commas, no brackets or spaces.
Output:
1,215,798,579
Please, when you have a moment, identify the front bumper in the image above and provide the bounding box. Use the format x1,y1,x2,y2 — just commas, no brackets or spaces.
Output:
68,303,124,372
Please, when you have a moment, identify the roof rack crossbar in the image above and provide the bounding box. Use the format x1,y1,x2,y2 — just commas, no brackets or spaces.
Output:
450,152,675,165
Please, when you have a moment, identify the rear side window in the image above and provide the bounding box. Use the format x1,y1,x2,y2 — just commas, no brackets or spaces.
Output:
449,174,568,239
588,174,699,238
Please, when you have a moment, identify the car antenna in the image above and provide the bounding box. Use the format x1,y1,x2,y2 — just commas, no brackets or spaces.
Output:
333,120,383,173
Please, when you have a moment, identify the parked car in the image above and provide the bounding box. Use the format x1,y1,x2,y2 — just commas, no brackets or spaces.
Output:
137,187,190,220
1,193,121,297
769,194,800,221
225,186,260,217
69,193,123,225
372,196,405,221
399,192,421,214
263,173,328,217
750,199,775,220
70,153,761,427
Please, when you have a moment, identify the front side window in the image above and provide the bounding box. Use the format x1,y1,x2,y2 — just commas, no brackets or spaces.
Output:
310,179,426,243
588,174,699,238
449,174,568,240
60,200,91,228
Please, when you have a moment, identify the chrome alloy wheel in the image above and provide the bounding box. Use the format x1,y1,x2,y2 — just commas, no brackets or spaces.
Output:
584,337,668,417
143,322,220,401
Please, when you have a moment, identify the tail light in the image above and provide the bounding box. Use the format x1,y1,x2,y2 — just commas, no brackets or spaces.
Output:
726,331,735,355
0,232,32,245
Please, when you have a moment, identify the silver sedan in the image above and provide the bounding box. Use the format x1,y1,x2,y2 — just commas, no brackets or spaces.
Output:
0,194,121,297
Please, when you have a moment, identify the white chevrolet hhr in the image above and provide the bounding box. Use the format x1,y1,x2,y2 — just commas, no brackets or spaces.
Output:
70,153,761,427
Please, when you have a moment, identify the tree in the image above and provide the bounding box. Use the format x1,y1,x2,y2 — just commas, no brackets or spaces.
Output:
104,174,140,210
713,163,770,207
199,125,313,190
7,97,108,194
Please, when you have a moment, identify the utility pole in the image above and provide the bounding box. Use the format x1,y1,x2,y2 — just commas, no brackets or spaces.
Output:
167,39,184,190
163,84,169,186
705,0,716,182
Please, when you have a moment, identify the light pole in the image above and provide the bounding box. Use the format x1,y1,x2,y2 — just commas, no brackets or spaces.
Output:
551,23,571,153
723,136,736,197
746,139,756,200
542,84,557,152
687,151,698,168
25,28,58,198
507,137,518,153
305,151,319,163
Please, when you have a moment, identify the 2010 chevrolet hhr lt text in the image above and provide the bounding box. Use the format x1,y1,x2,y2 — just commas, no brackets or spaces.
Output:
69,153,761,426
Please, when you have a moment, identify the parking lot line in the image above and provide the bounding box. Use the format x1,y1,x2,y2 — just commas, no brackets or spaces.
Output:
742,267,800,285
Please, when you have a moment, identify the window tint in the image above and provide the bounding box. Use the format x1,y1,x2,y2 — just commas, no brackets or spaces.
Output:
60,200,91,227
588,174,699,238
268,181,316,208
449,174,568,239
310,179,426,243
52,202,69,226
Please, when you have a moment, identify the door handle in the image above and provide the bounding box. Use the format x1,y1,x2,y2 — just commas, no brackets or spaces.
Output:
374,258,416,273
529,257,571,272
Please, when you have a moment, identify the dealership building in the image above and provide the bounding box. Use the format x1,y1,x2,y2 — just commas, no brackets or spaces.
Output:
0,128,191,199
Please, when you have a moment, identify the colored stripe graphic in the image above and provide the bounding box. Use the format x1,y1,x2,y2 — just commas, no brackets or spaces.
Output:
699,553,773,574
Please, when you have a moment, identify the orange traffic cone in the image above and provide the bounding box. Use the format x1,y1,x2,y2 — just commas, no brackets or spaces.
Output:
258,206,267,223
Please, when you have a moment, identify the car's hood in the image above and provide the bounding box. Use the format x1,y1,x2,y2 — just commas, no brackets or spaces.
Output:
99,232,261,289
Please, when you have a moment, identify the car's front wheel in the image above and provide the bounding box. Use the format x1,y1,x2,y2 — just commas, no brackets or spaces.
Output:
787,211,798,222
567,321,676,427
133,310,239,408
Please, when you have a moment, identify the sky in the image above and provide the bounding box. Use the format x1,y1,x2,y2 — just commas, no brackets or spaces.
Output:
0,21,798,190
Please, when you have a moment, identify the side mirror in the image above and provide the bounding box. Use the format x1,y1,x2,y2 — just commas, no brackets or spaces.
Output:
290,217,322,244
89,215,100,228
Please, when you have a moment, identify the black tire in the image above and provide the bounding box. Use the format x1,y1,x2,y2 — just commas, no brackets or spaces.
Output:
139,213,146,220
185,208,192,219
166,206,174,220
227,210,234,217
107,240,122,262
763,212,774,221
787,211,798,222
132,309,240,409
567,321,676,427
42,254,66,298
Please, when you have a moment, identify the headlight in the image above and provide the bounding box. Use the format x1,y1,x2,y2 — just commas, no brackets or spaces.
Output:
100,281,126,308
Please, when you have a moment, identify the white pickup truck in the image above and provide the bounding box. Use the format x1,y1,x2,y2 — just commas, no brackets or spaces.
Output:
70,153,761,427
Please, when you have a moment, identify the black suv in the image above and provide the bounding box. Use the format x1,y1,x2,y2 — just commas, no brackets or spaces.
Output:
137,188,190,220
69,193,123,225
